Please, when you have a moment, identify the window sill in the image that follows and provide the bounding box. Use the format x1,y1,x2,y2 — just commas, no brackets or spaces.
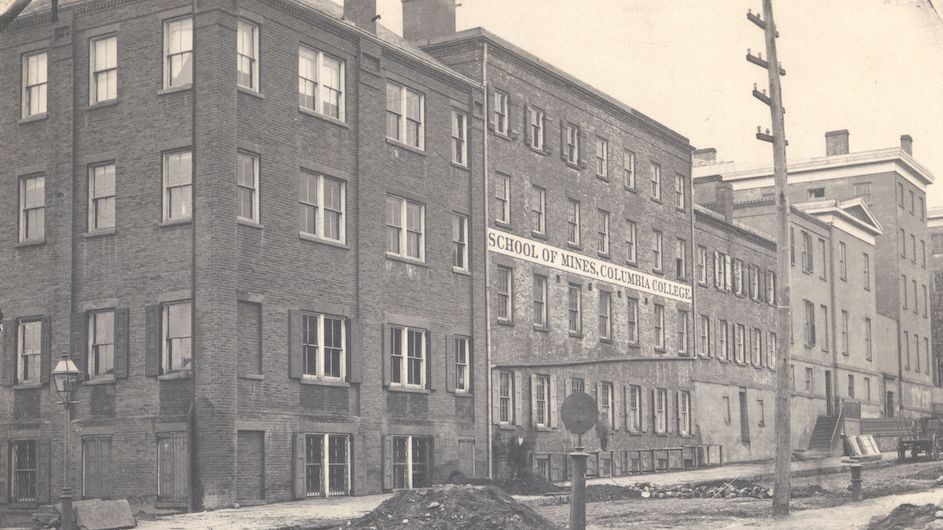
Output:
494,220,511,230
623,185,638,193
451,161,470,171
650,197,663,204
298,106,348,127
84,228,116,239
598,252,611,260
454,391,474,398
497,423,517,431
387,385,430,395
600,338,613,345
385,137,426,156
564,160,581,171
237,85,264,99
528,145,549,156
240,374,264,381
18,113,48,125
627,429,642,436
158,84,192,96
496,319,514,327
237,218,263,229
159,217,192,228
452,267,471,276
300,377,349,387
530,231,547,240
596,174,610,182
654,348,667,354
533,325,550,333
568,332,584,339
13,383,43,390
158,372,191,381
84,377,115,386
535,426,552,432
15,239,45,249
492,130,513,142
87,99,118,111
625,260,638,268
567,242,582,251
385,253,427,267
298,233,349,249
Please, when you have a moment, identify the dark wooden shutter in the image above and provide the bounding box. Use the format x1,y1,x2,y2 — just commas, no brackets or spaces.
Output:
3,319,17,386
0,440,7,503
491,371,500,424
114,309,129,379
513,372,523,426
348,318,362,383
71,312,88,380
522,104,531,146
425,331,434,390
144,304,161,377
445,336,455,393
37,438,50,502
543,113,552,155
382,325,392,387
650,389,656,433
559,119,567,161
293,433,306,499
382,435,393,491
288,310,303,380
530,374,538,427
40,316,51,384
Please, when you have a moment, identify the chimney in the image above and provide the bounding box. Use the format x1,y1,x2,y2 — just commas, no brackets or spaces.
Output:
900,134,913,156
717,182,735,223
693,148,717,166
402,0,456,43
344,0,378,34
825,130,849,156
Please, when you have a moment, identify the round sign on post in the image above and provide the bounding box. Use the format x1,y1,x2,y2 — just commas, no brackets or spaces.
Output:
560,391,598,435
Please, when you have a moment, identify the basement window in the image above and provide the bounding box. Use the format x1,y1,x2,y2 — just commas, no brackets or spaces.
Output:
808,188,825,199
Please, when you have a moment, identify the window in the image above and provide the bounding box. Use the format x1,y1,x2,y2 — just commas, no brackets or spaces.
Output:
534,374,550,427
698,315,711,357
392,436,432,489
16,320,42,384
533,274,548,328
696,246,707,284
236,20,259,90
654,304,665,350
847,375,855,399
563,122,579,164
87,163,116,231
766,270,777,304
718,320,729,361
837,242,846,280
735,324,746,363
623,150,636,189
757,399,766,427
677,310,688,355
531,186,546,235
157,432,188,502
750,265,760,301
650,162,661,200
498,371,512,423
600,382,615,429
627,298,639,345
676,239,687,279
752,328,762,366
808,187,824,199
675,174,686,210
625,220,637,264
87,310,115,378
924,284,929,317
571,377,585,394
162,150,192,221
723,396,731,424
655,389,668,433
568,284,582,335
911,234,917,264
496,266,513,323
11,440,37,503
494,174,510,224
598,210,610,255
653,230,663,272
627,385,641,431
926,338,931,374
840,310,849,356
679,391,691,435
162,302,192,373
528,106,545,150
89,35,117,104
389,326,426,388
451,214,468,271
920,196,926,220
733,259,743,295
805,367,814,393
922,240,927,268
237,151,260,223
767,332,777,368
905,331,911,370
901,228,907,258
386,196,424,261
304,433,351,497
863,253,870,291
82,436,112,499
386,82,424,149
854,182,872,204
865,377,871,402
898,182,905,207
450,110,467,165
801,231,813,273
22,51,47,118
916,334,921,372
910,190,915,215
302,313,346,380
599,291,612,341
298,46,345,120
454,337,470,393
821,305,829,351
493,90,509,135
865,318,872,361
913,279,919,315
299,172,346,242
934,234,943,255
163,18,192,88
595,137,609,179
567,198,581,246
903,274,908,309
19,175,45,242
803,300,816,346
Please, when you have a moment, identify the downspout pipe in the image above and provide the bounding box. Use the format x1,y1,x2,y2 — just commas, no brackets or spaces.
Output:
482,41,493,479
188,0,199,513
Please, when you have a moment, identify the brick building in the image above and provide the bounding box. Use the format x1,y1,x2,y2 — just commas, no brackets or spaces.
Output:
0,0,489,511
927,208,943,404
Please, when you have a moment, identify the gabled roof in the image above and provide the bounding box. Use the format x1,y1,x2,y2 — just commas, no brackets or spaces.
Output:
794,197,884,242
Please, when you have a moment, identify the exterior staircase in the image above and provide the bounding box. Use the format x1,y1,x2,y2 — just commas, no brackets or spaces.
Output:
807,415,841,455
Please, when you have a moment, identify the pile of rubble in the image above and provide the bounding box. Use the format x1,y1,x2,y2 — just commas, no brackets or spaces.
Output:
865,503,943,530
629,479,772,500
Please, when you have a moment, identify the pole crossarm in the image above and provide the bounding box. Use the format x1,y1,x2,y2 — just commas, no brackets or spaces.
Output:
746,51,787,76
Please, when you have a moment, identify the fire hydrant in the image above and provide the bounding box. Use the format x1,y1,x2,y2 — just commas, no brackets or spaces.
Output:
849,463,863,501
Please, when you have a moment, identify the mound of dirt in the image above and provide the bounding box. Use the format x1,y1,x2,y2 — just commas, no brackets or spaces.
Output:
345,485,562,530
865,503,938,530
450,470,566,496
584,484,642,502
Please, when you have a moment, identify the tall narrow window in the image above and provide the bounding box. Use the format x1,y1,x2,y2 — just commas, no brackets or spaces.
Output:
493,90,509,135
595,137,609,179
386,196,424,261
733,259,744,295
88,163,116,231
452,214,468,271
676,239,687,279
299,46,345,120
528,106,545,150
804,300,816,346
863,253,870,291
654,304,665,350
163,150,192,222
494,174,510,224
801,231,813,273
568,284,583,335
818,238,827,279
628,386,641,432
534,375,550,427
652,230,663,272
567,198,581,246
655,389,668,433
719,320,729,361
735,324,746,363
751,328,762,365
698,314,711,357
598,210,610,256
841,310,849,356
531,186,546,235
599,291,612,341
496,266,513,323
675,174,686,210
563,123,579,164
451,110,467,165
302,313,346,380
89,35,117,104
677,310,689,355
839,242,847,280
19,175,45,242
386,82,424,149
650,162,661,200
911,234,917,264
300,172,346,243
679,392,692,435
766,270,776,304
600,382,615,429
162,302,192,373
304,433,351,497
163,18,193,88
22,51,47,118
88,310,115,378
696,246,707,284
237,20,259,90
626,220,637,264
237,152,260,223
767,332,777,368
498,372,512,423
12,440,38,503
865,318,872,361
454,337,470,393
627,298,639,345
392,436,432,489
16,320,42,384
389,326,426,388
623,150,636,189
533,274,548,328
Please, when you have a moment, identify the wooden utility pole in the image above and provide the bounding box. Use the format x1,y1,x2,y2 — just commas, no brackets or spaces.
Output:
747,0,792,516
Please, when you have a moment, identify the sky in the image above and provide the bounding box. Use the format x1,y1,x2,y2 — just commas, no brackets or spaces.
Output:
366,0,943,205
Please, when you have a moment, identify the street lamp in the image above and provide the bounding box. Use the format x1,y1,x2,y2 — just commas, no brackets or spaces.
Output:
51,354,80,530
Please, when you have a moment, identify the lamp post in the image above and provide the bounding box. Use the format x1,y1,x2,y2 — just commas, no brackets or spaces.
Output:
51,353,80,530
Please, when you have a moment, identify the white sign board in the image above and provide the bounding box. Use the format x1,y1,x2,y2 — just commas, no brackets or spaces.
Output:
488,228,693,303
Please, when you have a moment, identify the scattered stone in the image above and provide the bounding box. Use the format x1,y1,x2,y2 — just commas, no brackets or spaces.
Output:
936,510,943,520
32,505,60,529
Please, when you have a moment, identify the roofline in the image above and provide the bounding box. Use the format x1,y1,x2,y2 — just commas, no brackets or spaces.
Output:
417,27,693,152
694,205,776,250
793,198,884,236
